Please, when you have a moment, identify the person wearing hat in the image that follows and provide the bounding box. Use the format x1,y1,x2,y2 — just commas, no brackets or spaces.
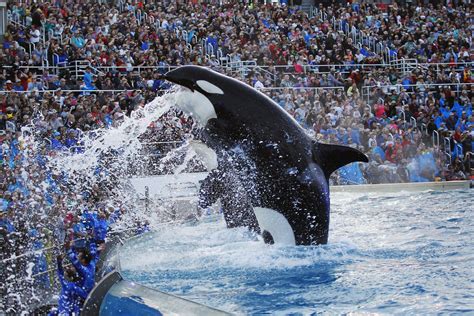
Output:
4,80,13,91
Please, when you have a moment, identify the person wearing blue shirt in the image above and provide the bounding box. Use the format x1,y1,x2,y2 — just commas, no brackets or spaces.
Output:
135,220,150,235
140,40,149,51
53,255,88,316
29,228,50,288
13,80,24,92
371,144,386,162
51,132,64,151
81,208,97,234
71,32,85,49
360,46,371,57
401,76,412,91
349,127,361,145
336,127,348,144
108,208,122,225
206,34,218,53
375,132,385,147
94,212,108,244
433,111,444,129
67,241,98,295
83,67,95,90
72,220,87,250
1,198,9,212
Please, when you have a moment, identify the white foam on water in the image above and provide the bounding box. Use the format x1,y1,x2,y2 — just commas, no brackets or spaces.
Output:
121,216,359,272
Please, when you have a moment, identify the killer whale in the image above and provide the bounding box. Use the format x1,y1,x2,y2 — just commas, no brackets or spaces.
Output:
164,66,368,245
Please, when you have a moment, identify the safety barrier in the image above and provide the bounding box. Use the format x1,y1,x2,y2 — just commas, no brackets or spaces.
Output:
81,228,230,315
362,82,474,105
0,82,469,117
332,180,472,193
0,89,137,95
258,86,346,93
3,59,471,80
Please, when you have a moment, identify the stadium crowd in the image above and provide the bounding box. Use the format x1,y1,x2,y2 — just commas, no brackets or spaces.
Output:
3,1,473,85
1,0,474,314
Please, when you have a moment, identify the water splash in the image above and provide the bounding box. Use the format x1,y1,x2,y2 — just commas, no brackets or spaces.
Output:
6,88,209,313
49,91,178,175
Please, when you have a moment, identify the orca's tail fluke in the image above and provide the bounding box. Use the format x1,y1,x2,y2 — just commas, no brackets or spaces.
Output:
312,142,369,179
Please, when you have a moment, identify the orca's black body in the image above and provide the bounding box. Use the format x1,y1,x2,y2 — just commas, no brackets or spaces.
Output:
164,66,368,245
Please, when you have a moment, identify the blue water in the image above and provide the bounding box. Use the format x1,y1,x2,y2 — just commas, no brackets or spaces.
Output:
121,189,474,314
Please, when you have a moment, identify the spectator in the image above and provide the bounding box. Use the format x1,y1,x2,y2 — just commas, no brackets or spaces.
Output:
55,254,88,316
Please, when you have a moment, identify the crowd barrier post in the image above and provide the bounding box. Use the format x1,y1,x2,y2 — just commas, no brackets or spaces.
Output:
28,42,35,56
455,143,463,158
432,130,440,148
445,152,452,165
421,123,428,135
201,38,206,55
410,116,417,129
41,21,46,45
363,86,370,105
399,109,406,123
182,30,188,42
443,137,451,158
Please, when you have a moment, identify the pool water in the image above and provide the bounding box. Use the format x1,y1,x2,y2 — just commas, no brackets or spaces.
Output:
121,189,474,314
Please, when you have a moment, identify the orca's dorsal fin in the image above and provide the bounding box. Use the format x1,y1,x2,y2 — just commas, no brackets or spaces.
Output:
312,142,369,179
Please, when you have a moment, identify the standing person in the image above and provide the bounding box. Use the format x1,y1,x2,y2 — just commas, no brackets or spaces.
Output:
66,240,98,295
53,255,88,316
93,211,108,247
82,67,95,91
72,215,87,251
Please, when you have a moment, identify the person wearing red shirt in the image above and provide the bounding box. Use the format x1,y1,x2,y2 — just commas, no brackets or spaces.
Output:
453,127,462,142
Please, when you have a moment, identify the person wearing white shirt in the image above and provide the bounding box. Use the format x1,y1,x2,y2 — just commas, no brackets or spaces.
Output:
30,26,41,44
254,74,264,89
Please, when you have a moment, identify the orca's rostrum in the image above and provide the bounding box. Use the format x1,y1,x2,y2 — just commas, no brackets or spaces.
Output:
164,66,369,245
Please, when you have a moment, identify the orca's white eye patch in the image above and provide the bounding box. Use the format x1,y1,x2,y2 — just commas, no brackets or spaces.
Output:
196,80,224,95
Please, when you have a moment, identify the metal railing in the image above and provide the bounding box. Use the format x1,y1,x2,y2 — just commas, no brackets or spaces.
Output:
0,89,135,95
444,137,452,164
3,59,471,78
420,123,428,136
454,142,463,159
399,109,406,124
363,82,474,103
444,152,452,166
432,130,440,148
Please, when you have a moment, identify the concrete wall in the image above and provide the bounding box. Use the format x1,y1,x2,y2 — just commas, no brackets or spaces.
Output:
129,173,471,200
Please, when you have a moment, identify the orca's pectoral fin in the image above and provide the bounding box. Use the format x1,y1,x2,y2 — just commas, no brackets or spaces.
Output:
312,142,369,179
